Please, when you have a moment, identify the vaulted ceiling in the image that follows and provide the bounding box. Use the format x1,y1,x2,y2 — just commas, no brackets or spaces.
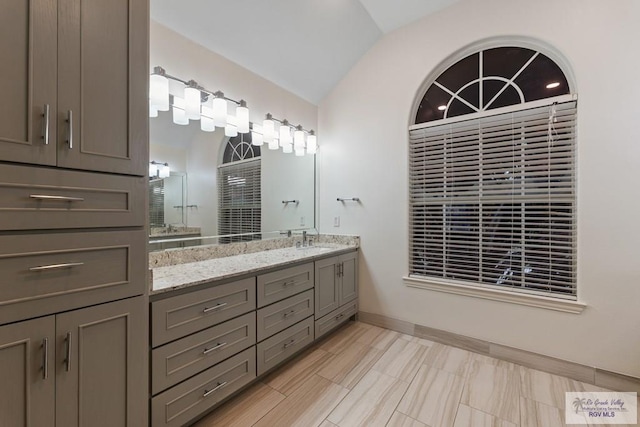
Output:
150,0,460,104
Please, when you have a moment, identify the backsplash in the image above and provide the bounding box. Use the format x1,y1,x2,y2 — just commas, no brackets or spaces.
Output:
149,234,360,268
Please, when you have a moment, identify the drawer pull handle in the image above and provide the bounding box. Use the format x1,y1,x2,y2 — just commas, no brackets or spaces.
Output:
64,332,72,372
283,339,297,349
203,342,227,354
30,194,85,202
203,302,227,313
41,338,49,380
29,262,84,272
203,381,227,398
66,110,73,149
335,313,345,321
282,280,295,287
42,104,50,145
283,310,296,318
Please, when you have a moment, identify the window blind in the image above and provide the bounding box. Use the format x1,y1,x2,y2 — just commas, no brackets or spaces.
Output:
218,159,261,242
409,100,577,298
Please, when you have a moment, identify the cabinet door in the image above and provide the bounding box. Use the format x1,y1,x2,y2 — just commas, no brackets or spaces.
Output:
0,316,55,427
339,252,358,305
57,0,148,175
0,0,57,166
55,297,147,427
315,257,340,319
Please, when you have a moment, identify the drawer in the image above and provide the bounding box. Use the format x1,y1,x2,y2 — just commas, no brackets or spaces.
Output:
257,289,314,342
152,278,256,347
152,312,256,395
0,163,145,231
257,262,313,307
315,300,358,341
151,346,256,427
257,316,314,376
0,230,146,325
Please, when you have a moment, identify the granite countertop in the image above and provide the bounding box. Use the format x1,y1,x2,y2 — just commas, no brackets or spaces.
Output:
149,227,201,238
151,244,356,295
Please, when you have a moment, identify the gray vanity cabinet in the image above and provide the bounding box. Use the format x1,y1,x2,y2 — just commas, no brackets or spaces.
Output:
315,251,358,319
0,0,148,176
0,297,146,427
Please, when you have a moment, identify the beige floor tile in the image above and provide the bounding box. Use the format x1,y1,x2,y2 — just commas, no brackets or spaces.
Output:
192,382,285,427
354,324,387,347
453,404,517,427
319,322,368,354
264,347,333,396
387,411,428,427
397,365,464,427
520,396,566,427
254,374,348,427
461,360,520,424
519,366,586,409
327,370,409,427
422,343,473,377
318,420,339,427
372,338,429,382
472,352,518,371
370,328,401,351
399,333,435,347
317,342,383,389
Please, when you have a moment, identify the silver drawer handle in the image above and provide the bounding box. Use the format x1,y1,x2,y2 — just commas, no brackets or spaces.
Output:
283,339,297,349
203,342,227,354
41,338,49,380
203,302,227,313
203,381,227,398
283,310,296,318
66,110,73,149
64,332,72,372
42,104,50,145
282,280,295,287
335,313,345,321
29,262,84,272
30,194,85,202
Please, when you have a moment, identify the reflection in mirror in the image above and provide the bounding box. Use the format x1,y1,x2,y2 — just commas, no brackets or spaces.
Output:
149,110,315,251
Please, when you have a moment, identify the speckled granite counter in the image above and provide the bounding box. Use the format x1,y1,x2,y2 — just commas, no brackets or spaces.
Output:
151,243,357,295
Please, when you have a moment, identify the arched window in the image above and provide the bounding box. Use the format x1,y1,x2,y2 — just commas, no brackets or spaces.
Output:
218,133,261,242
408,43,577,300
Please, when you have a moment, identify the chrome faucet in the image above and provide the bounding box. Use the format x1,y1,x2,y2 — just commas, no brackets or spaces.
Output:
302,231,307,247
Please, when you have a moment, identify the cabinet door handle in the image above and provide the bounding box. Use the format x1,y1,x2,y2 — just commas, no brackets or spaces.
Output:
203,302,227,313
29,262,84,272
41,338,49,380
203,342,227,354
30,194,85,202
42,104,50,145
64,332,72,372
283,339,297,349
66,110,73,149
203,381,227,398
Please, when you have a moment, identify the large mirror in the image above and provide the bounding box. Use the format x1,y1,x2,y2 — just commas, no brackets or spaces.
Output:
149,111,316,250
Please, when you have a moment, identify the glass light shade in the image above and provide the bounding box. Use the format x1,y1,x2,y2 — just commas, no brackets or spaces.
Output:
150,74,170,111
268,136,279,150
279,125,291,147
149,163,158,177
184,87,201,120
306,134,317,154
282,143,293,154
172,97,189,125
159,164,170,179
236,105,250,133
225,115,238,137
200,106,215,132
294,129,305,149
251,124,263,146
149,104,158,118
263,118,275,142
212,97,227,127
295,148,305,156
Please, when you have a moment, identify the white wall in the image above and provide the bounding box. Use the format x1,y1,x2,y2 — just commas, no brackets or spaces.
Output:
318,0,640,377
150,21,318,236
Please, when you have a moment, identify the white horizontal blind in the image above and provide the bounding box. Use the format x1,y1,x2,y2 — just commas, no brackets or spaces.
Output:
218,159,261,242
409,101,577,298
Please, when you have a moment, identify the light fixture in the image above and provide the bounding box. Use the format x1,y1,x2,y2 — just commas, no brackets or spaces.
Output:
149,67,170,111
172,97,189,125
295,148,305,157
201,105,216,132
149,105,158,118
212,91,227,127
149,161,170,179
546,82,560,89
306,130,317,154
236,100,250,133
251,123,264,146
279,120,292,147
263,114,275,143
149,162,158,177
437,105,447,111
225,115,238,137
159,163,171,178
282,143,293,154
268,132,279,150
294,125,305,150
184,81,201,120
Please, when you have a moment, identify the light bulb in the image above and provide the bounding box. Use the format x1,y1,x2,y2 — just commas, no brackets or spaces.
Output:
306,132,317,154
263,116,275,142
150,74,169,111
225,115,238,137
236,102,250,133
149,162,159,177
268,135,279,150
283,143,293,154
149,104,158,118
200,106,215,132
172,97,189,125
294,126,305,149
159,163,170,179
279,124,291,147
251,124,264,146
212,93,227,127
184,85,201,120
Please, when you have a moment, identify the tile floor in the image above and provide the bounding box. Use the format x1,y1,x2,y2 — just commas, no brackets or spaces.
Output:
193,321,637,427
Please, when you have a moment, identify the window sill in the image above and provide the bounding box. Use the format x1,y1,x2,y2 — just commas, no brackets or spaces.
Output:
403,276,586,314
